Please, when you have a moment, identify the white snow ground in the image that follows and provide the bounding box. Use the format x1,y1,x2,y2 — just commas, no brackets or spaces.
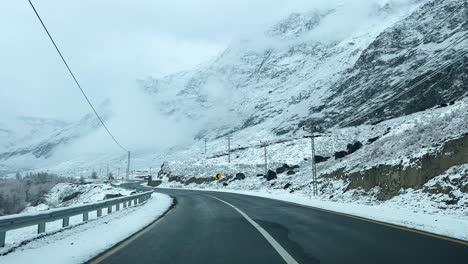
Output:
0,192,173,263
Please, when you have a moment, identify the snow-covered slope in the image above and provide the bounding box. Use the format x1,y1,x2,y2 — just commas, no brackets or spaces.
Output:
0,116,68,153
141,0,467,139
1,0,466,178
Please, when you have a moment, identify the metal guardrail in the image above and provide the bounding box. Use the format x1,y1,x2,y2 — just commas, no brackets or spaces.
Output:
0,191,153,247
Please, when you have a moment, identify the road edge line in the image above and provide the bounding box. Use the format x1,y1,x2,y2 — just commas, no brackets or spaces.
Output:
86,197,177,264
205,194,299,264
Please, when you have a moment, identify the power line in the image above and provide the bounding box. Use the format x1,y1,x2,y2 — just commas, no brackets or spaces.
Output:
26,0,128,152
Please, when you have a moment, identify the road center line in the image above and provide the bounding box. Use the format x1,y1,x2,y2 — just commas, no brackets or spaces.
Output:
205,195,299,264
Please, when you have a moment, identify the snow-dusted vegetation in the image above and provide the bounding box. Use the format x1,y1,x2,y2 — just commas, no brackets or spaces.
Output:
0,173,74,216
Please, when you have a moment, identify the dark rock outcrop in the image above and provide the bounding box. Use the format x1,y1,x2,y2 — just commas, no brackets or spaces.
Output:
234,173,246,180
103,193,123,200
265,170,277,181
62,192,81,202
346,141,363,154
334,151,348,159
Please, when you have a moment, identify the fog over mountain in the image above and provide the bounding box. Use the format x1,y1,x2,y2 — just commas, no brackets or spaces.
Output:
0,0,466,176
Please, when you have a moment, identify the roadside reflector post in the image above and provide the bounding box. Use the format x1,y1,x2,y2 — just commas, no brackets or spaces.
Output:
62,217,70,228
38,222,46,234
0,231,6,247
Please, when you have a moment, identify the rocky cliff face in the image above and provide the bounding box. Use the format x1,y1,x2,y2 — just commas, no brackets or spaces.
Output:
142,0,467,138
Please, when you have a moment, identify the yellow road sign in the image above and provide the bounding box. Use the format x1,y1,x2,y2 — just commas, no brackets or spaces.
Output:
215,173,222,180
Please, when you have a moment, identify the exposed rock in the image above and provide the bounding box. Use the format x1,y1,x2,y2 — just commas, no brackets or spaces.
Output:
368,136,380,144
324,135,468,200
334,151,348,159
287,170,296,175
62,192,81,202
148,180,162,187
222,182,228,186
185,177,214,185
346,141,363,154
103,193,123,200
461,184,468,193
265,170,277,181
314,155,330,163
423,183,452,194
276,167,287,174
283,183,292,189
234,173,246,180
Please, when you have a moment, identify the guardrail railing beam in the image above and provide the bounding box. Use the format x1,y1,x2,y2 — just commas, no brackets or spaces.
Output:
0,191,152,247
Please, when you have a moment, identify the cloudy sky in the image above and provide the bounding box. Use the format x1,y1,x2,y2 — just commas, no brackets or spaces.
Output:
0,0,323,122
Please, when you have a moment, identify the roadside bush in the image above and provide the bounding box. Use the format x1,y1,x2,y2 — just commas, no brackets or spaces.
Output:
0,172,74,216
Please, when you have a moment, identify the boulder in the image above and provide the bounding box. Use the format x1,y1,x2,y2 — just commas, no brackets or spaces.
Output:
62,192,82,202
265,170,277,181
276,167,287,174
283,183,292,189
286,170,296,175
346,141,363,154
234,173,246,180
334,151,348,159
368,136,380,144
222,182,228,186
314,155,330,163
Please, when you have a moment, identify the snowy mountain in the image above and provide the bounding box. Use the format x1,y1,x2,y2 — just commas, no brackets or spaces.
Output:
0,116,68,152
1,0,466,177
141,0,467,139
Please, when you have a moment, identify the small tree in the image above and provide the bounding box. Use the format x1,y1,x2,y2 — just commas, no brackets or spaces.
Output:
79,175,86,184
15,172,22,181
91,171,98,179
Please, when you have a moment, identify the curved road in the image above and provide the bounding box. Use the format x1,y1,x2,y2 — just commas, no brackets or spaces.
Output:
90,184,468,264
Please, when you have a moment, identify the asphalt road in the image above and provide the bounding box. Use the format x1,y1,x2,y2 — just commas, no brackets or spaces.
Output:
91,184,468,264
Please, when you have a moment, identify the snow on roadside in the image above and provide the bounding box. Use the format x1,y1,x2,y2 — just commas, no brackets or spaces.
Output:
0,193,173,264
22,182,134,213
152,185,468,242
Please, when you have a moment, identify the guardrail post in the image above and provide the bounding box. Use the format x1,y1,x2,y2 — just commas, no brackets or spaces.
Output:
107,206,112,214
134,199,138,205
63,217,70,228
83,212,89,221
0,231,5,247
97,208,102,217
38,222,46,234
123,201,127,208
116,203,120,211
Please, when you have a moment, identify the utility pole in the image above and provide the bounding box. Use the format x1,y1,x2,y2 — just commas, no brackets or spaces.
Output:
304,132,320,196
204,138,207,156
260,141,268,175
126,151,131,181
227,136,232,163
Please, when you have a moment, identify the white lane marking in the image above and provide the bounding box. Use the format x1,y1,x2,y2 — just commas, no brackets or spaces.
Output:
206,195,299,264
